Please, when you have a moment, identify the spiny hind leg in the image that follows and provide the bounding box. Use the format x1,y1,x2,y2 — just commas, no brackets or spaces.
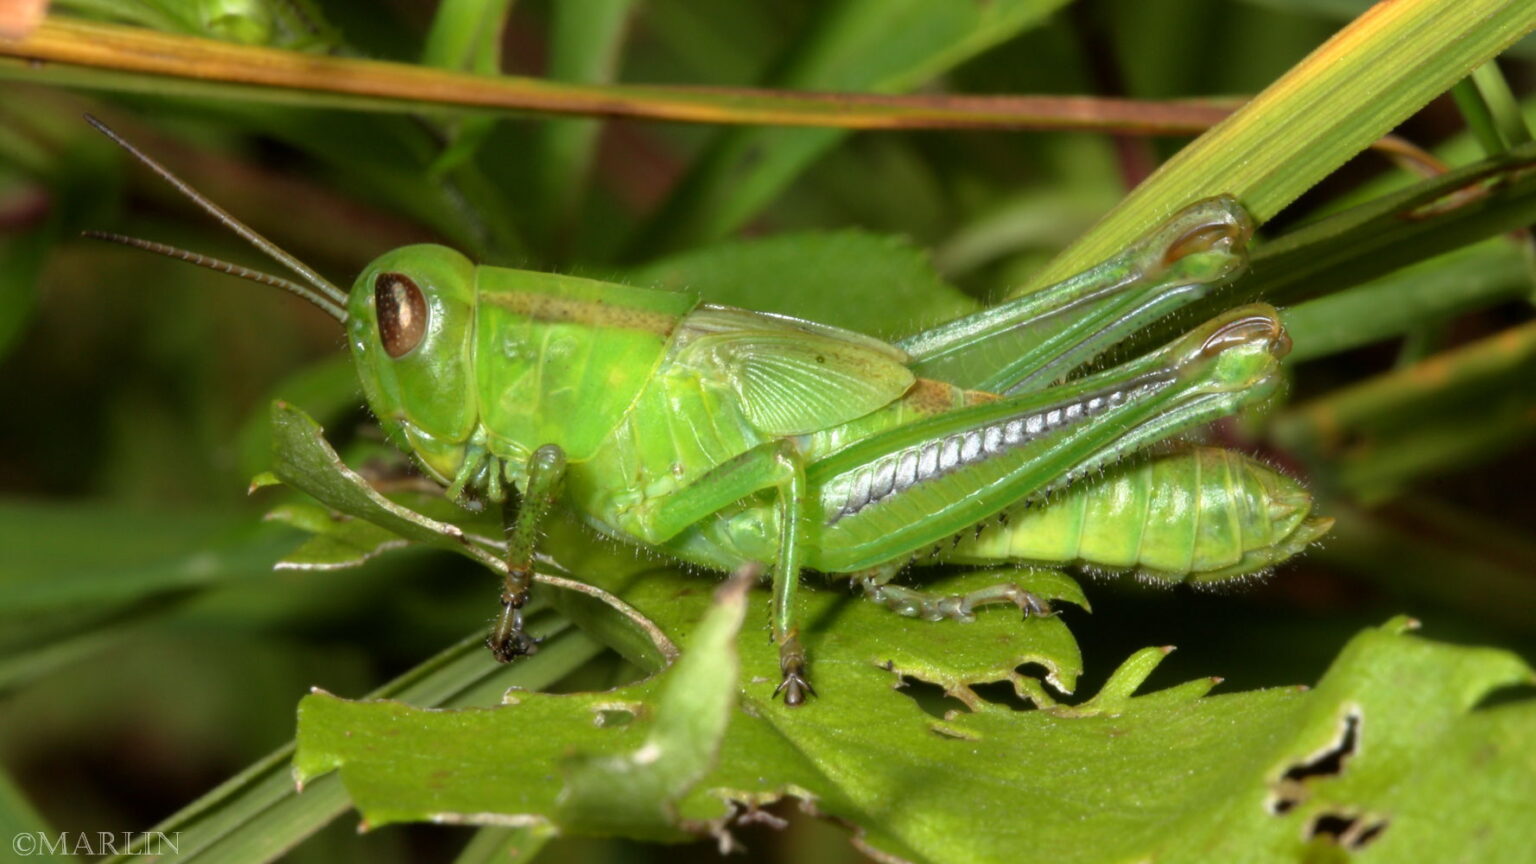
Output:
856,563,1053,622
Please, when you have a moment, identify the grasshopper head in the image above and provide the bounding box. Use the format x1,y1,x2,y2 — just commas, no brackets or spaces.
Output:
348,244,480,483
78,117,488,489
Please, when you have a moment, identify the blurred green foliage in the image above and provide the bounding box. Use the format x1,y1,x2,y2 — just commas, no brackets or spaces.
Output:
1,1,1534,862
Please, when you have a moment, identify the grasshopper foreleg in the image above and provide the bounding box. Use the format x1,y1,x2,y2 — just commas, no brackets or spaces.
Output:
855,564,1052,622
488,445,567,663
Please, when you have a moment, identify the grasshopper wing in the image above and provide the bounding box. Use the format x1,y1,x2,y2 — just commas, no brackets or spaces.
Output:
683,328,915,435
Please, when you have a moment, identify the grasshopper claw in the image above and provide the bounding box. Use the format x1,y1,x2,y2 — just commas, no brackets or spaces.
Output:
487,630,541,662
1018,590,1054,619
487,594,540,662
774,633,815,706
774,671,816,706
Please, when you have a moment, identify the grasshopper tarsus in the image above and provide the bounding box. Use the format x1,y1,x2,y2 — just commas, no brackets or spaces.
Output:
774,671,815,707
774,633,814,707
1018,590,1054,619
487,595,540,663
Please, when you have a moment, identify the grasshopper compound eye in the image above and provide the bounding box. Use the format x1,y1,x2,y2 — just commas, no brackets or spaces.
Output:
375,272,429,358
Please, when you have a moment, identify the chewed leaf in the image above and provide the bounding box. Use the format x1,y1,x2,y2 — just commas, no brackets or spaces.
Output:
299,541,1536,864
1053,645,1214,717
294,569,753,839
271,399,1535,862
558,570,752,836
836,567,1089,705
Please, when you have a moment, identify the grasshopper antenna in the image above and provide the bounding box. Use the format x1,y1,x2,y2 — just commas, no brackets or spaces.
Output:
82,113,350,323
84,231,348,322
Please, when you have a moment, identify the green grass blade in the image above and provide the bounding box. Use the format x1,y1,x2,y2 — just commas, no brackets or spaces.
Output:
0,766,76,863
1468,61,1533,148
1282,240,1532,362
452,826,549,864
1273,318,1536,482
1021,0,1536,292
100,622,602,864
1105,143,1536,359
1239,0,1536,60
535,0,638,254
631,0,1071,255
0,502,294,615
1452,73,1512,156
421,0,513,72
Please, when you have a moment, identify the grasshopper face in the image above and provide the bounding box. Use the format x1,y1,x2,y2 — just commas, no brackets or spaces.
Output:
348,244,480,486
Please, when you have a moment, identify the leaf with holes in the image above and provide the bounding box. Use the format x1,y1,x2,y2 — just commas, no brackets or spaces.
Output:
295,540,1536,864
296,569,751,840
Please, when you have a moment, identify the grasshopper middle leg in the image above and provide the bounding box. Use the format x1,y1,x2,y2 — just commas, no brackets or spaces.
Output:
636,440,815,705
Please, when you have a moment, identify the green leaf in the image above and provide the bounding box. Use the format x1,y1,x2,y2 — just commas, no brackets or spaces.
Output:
535,0,638,250
268,401,499,567
292,563,1088,836
295,571,752,839
265,501,409,570
626,229,978,339
557,570,751,838
297,603,1536,863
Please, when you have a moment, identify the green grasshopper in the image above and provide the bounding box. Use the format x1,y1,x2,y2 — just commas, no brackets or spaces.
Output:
84,116,1327,704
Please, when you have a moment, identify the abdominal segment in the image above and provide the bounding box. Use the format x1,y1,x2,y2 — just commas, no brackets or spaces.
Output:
942,447,1329,583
